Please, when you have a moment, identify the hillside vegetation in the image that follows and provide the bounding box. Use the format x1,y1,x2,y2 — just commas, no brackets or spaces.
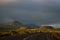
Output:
0,22,60,40
0,25,60,40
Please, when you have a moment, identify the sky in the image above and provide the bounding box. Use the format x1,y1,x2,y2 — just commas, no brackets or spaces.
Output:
0,0,60,28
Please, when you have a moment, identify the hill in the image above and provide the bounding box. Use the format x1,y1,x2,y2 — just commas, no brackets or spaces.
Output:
0,25,60,40
0,21,22,31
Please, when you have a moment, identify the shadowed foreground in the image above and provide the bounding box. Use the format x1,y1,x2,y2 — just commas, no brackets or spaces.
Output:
0,23,60,40
0,29,60,40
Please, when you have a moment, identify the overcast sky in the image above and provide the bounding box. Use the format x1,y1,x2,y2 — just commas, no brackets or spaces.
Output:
0,0,60,28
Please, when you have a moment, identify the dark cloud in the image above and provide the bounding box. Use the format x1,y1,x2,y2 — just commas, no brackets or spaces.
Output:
0,0,60,26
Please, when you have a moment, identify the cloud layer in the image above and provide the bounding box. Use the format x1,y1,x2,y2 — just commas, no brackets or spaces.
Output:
0,0,60,28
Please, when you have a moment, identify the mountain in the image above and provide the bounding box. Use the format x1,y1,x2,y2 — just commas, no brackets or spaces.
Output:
26,24,39,28
0,21,22,31
40,25,54,29
0,21,39,31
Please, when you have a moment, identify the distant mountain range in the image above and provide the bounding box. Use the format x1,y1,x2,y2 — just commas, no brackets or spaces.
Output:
0,21,22,31
0,21,60,31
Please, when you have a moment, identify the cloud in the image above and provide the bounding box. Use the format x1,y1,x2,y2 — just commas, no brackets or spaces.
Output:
0,0,60,27
0,0,17,5
45,23,60,28
3,17,14,23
